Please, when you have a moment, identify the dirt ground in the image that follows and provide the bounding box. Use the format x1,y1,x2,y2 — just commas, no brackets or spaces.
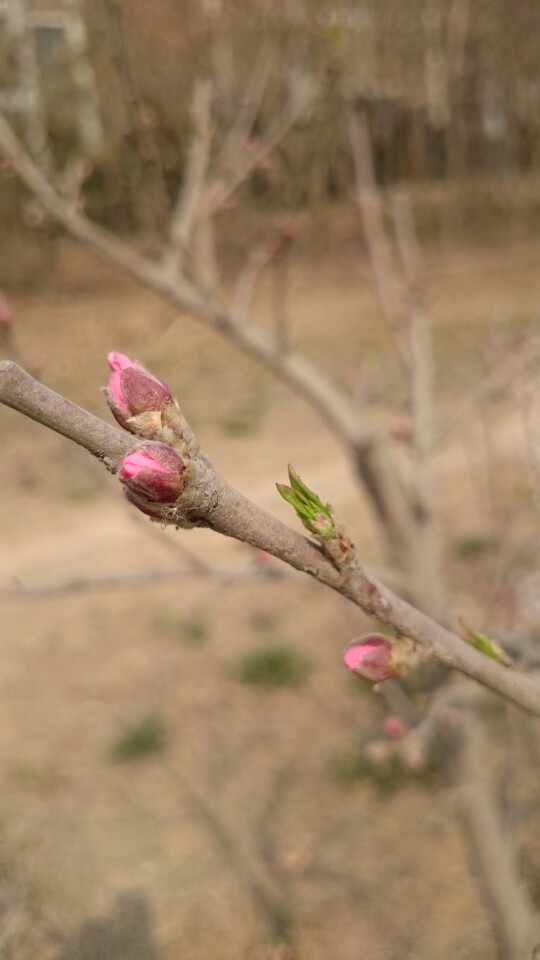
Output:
1,214,540,960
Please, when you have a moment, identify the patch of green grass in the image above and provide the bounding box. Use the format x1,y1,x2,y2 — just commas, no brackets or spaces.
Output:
107,715,166,763
179,617,210,644
238,645,309,688
454,534,494,559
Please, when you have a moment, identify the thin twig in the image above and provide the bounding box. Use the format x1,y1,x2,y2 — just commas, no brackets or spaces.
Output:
204,87,316,215
392,189,435,501
437,333,540,442
232,239,278,315
163,78,213,278
391,188,445,616
0,564,283,599
214,46,273,180
347,112,410,372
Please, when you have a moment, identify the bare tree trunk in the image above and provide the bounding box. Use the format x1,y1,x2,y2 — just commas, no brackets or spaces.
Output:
455,720,540,960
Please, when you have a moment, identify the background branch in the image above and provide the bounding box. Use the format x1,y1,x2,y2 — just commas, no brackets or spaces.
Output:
0,108,425,582
455,718,540,959
163,77,213,278
347,112,410,372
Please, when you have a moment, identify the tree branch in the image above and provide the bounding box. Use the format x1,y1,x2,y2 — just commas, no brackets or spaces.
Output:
2,360,540,717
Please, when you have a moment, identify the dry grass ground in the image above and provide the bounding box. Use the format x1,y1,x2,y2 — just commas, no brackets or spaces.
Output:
1,210,540,959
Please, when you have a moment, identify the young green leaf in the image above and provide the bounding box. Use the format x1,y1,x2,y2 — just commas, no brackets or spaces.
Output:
459,618,515,669
276,466,336,538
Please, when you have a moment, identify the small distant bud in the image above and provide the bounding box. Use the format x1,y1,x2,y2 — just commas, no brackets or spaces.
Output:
399,737,426,774
0,292,12,325
119,444,186,507
275,213,297,242
343,634,397,684
383,716,408,740
106,351,173,430
390,416,412,441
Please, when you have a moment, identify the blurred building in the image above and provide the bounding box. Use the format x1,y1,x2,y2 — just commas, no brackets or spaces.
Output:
1,0,540,199
0,0,102,171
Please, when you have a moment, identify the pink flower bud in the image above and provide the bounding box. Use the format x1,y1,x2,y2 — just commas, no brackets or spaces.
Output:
389,416,412,441
383,715,408,740
119,444,185,506
0,292,12,325
275,213,297,242
343,634,397,684
106,351,173,429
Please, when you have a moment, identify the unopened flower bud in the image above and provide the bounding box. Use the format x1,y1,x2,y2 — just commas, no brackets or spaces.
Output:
106,351,173,430
344,633,424,684
119,444,185,507
0,292,12,325
383,716,408,740
389,416,412,441
343,634,397,684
